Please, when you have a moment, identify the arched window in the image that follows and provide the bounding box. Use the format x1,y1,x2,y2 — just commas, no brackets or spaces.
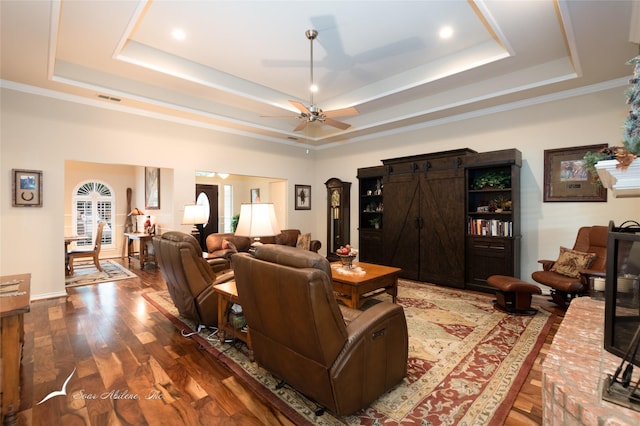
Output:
72,181,115,249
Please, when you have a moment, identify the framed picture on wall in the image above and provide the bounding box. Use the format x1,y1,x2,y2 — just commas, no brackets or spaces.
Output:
543,144,608,202
251,188,260,203
12,169,43,207
295,184,311,210
145,167,160,209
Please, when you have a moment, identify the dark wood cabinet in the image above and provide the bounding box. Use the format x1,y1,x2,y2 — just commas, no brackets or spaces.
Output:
357,148,521,293
325,178,351,262
464,149,522,292
357,167,384,263
380,149,475,288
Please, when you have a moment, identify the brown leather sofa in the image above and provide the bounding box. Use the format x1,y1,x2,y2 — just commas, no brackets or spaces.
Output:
232,244,408,416
531,225,608,308
153,231,234,327
206,229,321,264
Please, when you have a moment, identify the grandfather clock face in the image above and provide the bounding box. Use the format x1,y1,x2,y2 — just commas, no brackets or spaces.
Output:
331,189,340,207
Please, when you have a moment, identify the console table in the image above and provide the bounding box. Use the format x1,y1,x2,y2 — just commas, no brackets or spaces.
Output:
124,232,156,269
1,273,31,425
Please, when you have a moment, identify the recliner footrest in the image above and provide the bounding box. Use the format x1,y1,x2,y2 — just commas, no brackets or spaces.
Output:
487,275,542,315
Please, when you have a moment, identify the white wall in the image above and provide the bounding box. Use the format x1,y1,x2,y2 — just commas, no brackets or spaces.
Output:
2,85,639,299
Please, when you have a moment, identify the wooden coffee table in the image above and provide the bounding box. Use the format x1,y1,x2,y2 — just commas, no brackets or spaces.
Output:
330,262,401,309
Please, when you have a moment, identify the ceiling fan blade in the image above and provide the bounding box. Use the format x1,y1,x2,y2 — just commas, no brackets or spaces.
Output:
289,100,310,115
323,106,359,118
323,117,351,130
293,120,309,132
261,115,296,118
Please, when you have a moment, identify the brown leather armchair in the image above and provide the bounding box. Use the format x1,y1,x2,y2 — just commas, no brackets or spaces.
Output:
232,244,408,416
532,225,608,308
153,231,234,327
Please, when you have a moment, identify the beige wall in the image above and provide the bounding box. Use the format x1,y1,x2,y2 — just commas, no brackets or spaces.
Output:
1,84,638,298
316,85,639,281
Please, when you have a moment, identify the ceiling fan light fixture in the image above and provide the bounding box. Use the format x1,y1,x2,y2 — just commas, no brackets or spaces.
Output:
263,28,358,133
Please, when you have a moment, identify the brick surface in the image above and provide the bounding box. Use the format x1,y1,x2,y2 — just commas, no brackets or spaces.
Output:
542,297,640,425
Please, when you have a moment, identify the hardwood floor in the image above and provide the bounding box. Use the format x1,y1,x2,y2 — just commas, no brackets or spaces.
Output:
10,259,563,425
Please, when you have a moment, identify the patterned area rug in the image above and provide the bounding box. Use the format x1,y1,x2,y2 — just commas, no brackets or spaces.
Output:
143,280,553,425
65,259,137,288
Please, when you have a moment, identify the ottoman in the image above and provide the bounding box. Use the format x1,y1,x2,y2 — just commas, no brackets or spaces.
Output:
487,275,542,315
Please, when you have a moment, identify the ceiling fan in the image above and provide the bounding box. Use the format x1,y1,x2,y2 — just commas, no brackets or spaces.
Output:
266,29,358,132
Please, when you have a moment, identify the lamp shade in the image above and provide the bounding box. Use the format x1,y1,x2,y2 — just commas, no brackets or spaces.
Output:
182,204,209,225
129,207,144,216
234,203,280,238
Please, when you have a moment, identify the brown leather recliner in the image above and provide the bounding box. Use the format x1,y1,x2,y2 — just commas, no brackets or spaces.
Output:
232,244,408,416
531,225,608,308
153,231,234,327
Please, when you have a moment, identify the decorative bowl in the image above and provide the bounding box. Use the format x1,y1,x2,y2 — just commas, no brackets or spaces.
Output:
338,254,357,269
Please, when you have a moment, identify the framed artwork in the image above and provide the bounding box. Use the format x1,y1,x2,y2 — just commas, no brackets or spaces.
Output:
250,188,260,203
295,184,311,210
12,169,42,207
145,167,160,209
543,144,607,202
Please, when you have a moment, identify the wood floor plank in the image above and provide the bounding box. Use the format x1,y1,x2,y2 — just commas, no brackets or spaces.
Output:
13,258,559,425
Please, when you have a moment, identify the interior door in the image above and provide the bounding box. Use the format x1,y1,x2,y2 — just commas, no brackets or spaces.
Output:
195,184,218,247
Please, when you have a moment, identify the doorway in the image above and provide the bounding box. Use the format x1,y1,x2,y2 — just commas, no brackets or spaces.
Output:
196,184,218,250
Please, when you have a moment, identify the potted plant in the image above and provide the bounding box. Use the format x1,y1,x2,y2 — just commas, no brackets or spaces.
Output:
471,170,511,190
369,216,381,229
584,56,640,195
231,214,240,232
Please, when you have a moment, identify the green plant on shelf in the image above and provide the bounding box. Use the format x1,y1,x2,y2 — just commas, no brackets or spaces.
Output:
471,171,511,190
369,216,381,229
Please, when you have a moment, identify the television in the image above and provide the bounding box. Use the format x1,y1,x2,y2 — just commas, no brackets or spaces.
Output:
604,220,640,366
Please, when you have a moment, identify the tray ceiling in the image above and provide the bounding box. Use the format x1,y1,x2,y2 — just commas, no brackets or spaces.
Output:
1,0,638,148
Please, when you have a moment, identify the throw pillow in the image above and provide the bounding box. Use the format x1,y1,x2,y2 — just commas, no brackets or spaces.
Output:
550,246,597,278
221,239,230,249
296,233,311,251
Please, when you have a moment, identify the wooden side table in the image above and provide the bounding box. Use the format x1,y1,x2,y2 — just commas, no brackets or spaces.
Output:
124,232,157,269
1,273,31,425
212,280,253,361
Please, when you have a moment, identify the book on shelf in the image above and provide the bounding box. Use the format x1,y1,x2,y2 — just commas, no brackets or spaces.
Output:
467,217,513,237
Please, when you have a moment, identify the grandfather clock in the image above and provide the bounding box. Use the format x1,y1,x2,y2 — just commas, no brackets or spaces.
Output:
325,178,351,262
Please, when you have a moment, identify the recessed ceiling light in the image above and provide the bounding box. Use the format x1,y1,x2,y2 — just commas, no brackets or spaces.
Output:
439,26,453,39
310,84,318,93
172,29,186,40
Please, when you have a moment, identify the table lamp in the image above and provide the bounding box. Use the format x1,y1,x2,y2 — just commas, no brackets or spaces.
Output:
128,208,144,233
182,203,209,250
234,203,280,245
